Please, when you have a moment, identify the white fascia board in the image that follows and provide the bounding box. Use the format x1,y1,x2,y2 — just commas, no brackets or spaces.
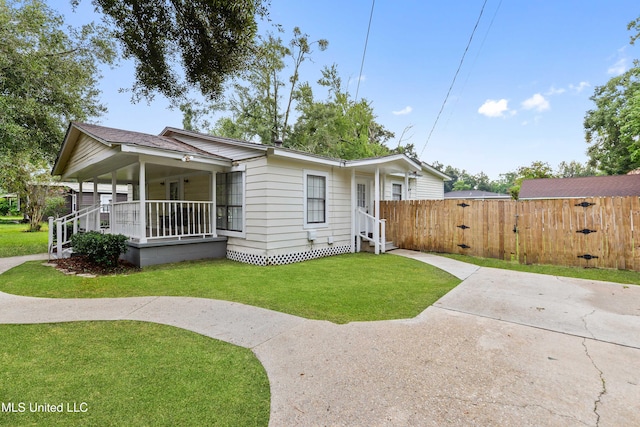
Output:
347,155,422,172
421,162,451,181
270,148,343,167
120,144,231,167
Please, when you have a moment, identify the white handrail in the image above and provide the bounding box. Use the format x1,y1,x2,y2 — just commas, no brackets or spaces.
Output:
356,207,386,254
48,203,102,258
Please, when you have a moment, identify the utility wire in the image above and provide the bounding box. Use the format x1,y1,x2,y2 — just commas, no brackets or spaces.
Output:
419,0,489,158
355,0,375,102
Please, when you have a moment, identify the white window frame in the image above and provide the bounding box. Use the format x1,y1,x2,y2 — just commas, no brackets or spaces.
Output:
303,169,329,229
391,182,403,201
100,194,112,213
216,170,246,238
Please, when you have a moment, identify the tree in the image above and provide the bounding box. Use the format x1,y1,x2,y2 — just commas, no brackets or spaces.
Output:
78,0,269,102
288,65,394,159
584,16,640,175
0,0,115,229
555,160,597,178
584,66,640,174
509,161,555,199
0,155,61,231
1,0,116,161
210,27,327,144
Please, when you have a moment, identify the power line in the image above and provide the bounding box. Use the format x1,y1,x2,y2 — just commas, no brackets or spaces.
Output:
355,0,375,102
419,0,489,158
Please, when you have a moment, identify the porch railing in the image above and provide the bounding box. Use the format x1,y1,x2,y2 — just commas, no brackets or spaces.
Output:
112,200,215,241
48,203,102,258
356,207,386,254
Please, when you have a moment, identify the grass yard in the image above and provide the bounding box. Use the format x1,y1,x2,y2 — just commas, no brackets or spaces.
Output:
0,321,269,427
0,217,48,257
440,253,640,285
0,253,460,324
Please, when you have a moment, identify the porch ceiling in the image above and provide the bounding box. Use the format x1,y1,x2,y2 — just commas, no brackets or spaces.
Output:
66,152,228,185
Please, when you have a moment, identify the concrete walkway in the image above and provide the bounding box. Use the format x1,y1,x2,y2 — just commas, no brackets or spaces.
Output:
1,251,639,426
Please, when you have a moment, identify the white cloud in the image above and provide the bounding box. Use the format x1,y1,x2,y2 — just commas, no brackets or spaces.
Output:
521,93,549,112
478,99,510,118
392,106,413,116
545,86,566,96
608,58,628,75
569,81,590,93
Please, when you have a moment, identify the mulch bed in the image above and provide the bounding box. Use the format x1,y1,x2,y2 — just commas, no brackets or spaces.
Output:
54,255,140,276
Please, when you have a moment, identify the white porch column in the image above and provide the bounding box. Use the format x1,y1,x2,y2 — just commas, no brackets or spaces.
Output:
404,172,409,200
374,166,380,255
139,161,147,243
77,181,83,211
350,168,356,253
111,172,117,232
93,176,99,230
210,171,217,237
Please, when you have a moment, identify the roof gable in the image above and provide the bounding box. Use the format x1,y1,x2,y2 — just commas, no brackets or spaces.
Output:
519,175,640,199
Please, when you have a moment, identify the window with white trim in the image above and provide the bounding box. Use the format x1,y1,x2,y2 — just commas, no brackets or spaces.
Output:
216,171,243,232
392,183,402,201
304,170,328,227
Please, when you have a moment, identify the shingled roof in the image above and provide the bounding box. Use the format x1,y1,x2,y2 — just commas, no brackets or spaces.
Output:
72,122,219,158
519,175,640,199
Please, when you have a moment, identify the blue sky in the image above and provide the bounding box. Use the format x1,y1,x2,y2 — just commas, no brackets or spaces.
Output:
57,1,639,179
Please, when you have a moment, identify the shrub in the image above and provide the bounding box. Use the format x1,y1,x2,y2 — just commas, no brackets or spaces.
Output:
71,232,129,267
0,199,10,216
43,196,68,219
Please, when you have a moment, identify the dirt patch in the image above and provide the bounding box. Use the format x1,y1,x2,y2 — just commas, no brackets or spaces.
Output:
54,255,140,276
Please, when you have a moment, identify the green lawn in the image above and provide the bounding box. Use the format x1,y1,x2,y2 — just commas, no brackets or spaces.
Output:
0,321,269,426
0,217,48,257
0,253,460,324
440,253,640,285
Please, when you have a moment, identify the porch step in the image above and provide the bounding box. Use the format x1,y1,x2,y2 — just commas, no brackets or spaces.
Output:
363,240,397,252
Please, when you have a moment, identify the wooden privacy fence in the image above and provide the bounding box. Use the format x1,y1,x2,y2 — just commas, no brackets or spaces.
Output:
380,197,640,271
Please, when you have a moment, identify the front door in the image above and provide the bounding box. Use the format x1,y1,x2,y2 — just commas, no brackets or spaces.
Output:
356,179,370,214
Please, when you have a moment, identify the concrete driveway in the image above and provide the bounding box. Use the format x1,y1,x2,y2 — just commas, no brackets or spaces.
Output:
1,251,639,426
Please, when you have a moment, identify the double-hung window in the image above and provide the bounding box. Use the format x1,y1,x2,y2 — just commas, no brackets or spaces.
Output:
392,183,403,201
216,171,243,232
304,170,328,227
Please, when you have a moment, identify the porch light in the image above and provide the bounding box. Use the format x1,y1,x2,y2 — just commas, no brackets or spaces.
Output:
181,155,194,162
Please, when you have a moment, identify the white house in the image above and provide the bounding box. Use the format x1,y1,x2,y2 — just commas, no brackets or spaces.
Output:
50,122,449,266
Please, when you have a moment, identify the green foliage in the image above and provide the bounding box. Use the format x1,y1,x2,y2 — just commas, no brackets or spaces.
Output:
71,232,128,267
288,65,394,159
0,0,116,161
0,156,63,231
43,195,67,219
83,0,269,101
584,66,640,174
584,16,640,175
0,199,9,216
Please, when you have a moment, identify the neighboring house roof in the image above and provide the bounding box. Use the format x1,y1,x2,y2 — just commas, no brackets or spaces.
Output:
519,175,640,199
444,190,511,199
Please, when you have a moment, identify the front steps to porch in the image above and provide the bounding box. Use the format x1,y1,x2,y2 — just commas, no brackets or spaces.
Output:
358,236,398,253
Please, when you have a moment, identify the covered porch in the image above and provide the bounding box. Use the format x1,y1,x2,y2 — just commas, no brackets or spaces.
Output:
50,123,232,266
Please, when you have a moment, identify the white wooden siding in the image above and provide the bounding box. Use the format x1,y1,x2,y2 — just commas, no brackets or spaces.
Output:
414,174,445,199
226,156,353,258
65,134,113,176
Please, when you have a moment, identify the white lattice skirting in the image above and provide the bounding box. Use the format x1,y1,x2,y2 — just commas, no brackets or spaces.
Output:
227,245,352,266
